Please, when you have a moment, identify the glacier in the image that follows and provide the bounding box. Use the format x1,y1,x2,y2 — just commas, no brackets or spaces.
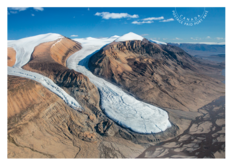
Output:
8,67,83,111
67,34,172,134
8,32,172,134
7,33,83,111
8,33,63,68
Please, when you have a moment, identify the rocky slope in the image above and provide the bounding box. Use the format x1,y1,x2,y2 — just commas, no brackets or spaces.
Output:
8,75,181,158
88,39,225,111
22,37,100,113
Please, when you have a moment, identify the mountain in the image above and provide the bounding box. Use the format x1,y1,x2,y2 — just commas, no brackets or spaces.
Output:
8,75,151,158
88,32,225,112
7,32,225,158
8,33,179,158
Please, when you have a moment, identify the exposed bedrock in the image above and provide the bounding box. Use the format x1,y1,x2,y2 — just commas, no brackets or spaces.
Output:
89,39,225,112
22,37,101,114
8,75,180,158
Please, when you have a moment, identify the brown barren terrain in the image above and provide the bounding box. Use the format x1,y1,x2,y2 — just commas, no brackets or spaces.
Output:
8,76,181,158
89,39,225,112
22,38,101,114
7,47,16,67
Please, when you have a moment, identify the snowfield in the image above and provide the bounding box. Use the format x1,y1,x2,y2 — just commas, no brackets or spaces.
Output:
8,32,171,134
67,34,172,133
7,33,83,111
8,33,63,68
115,32,144,42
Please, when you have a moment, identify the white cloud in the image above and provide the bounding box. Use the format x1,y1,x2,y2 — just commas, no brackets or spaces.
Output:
33,5,44,11
143,16,164,21
70,35,78,37
142,16,164,20
141,34,149,37
132,20,153,25
160,18,174,22
31,14,35,16
216,37,224,40
191,37,201,40
9,11,18,14
163,38,167,40
95,12,138,19
8,5,29,11
173,37,182,40
206,36,211,39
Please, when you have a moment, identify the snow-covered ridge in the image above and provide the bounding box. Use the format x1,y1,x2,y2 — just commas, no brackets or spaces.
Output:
115,32,144,42
8,32,172,133
8,33,63,68
7,33,83,111
149,39,167,45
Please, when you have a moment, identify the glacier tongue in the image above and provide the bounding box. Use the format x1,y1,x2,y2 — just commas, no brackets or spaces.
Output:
8,67,83,111
67,37,172,134
7,33,83,111
7,33,172,134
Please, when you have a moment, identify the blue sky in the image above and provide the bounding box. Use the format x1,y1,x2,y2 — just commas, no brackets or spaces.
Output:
8,7,225,43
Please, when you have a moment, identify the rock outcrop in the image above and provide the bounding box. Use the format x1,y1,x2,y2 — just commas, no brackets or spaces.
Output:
8,76,179,158
89,39,225,111
22,37,101,114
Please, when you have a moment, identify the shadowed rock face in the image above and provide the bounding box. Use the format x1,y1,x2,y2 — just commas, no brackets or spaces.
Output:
22,37,100,112
89,39,225,111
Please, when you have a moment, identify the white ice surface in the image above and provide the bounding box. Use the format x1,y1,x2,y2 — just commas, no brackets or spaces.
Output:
8,67,83,111
149,39,167,45
8,33,63,68
115,32,144,42
8,32,172,133
67,36,172,134
7,33,83,111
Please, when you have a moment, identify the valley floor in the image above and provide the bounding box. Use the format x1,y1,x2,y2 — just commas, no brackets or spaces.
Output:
137,91,225,158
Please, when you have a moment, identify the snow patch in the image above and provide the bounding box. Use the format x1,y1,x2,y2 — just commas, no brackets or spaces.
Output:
115,32,144,42
149,39,167,45
51,38,63,48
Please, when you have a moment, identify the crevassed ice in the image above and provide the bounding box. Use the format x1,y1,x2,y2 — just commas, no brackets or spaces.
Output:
67,35,172,134
8,67,83,111
7,33,83,111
